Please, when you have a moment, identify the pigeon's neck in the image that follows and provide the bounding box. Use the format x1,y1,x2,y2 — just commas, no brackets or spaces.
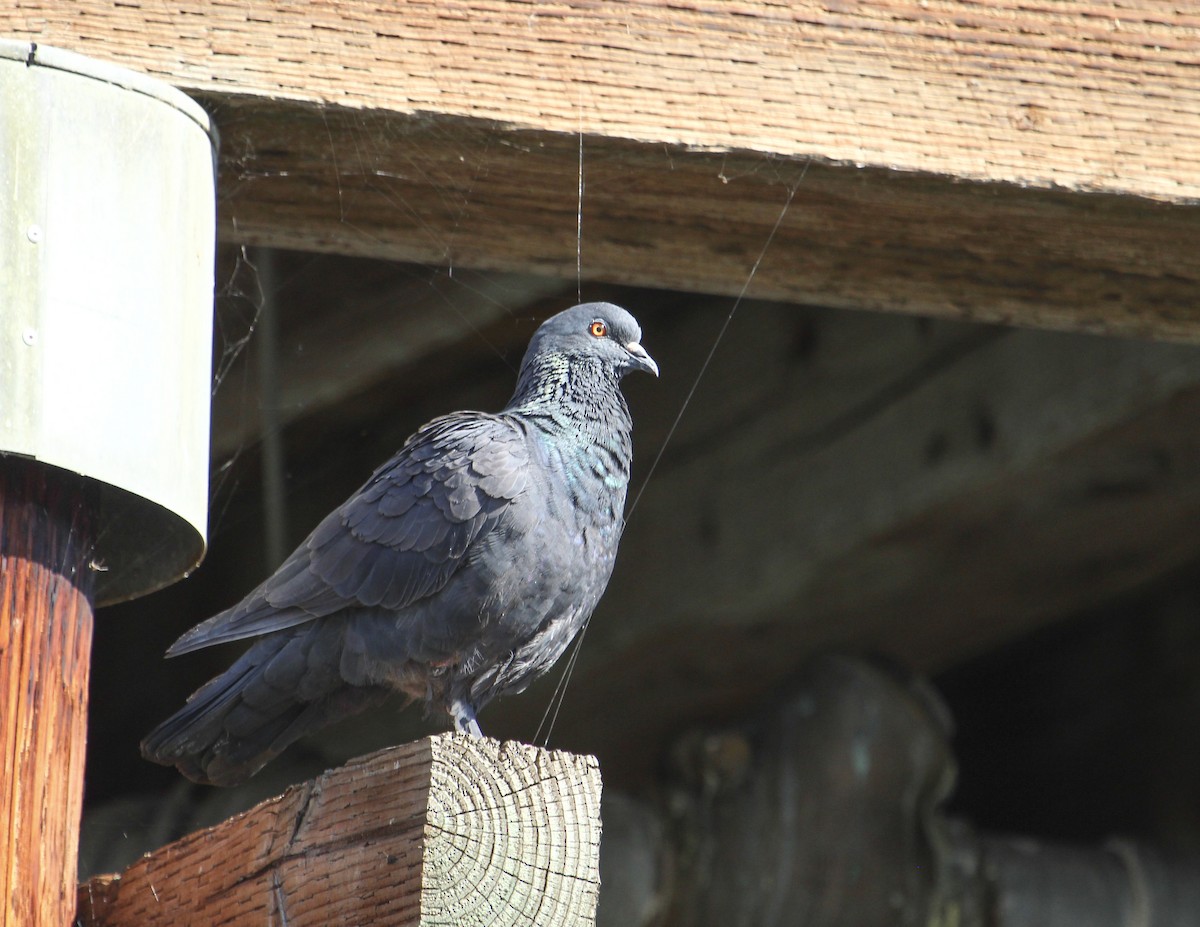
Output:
507,352,635,520
506,353,633,450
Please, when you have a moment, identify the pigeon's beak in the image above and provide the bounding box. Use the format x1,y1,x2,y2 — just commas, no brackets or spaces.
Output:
624,341,659,377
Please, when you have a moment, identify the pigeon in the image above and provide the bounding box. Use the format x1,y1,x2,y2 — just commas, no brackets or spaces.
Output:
141,302,657,785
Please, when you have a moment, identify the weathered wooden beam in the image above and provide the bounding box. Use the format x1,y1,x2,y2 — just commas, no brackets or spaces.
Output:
668,655,952,926
494,304,1200,781
952,831,1200,927
659,655,1200,927
149,297,1200,790
1,460,96,927
8,1,1197,199
6,3,1200,339
75,735,601,927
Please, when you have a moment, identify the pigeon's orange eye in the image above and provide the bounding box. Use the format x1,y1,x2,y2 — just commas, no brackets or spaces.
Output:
589,320,608,337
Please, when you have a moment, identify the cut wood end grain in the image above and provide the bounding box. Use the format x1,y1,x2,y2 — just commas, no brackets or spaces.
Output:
75,735,602,927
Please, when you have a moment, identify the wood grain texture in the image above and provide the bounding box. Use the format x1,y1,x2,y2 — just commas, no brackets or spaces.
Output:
0,460,95,927
480,307,1200,783
76,735,601,927
6,1,1198,199
5,3,1200,340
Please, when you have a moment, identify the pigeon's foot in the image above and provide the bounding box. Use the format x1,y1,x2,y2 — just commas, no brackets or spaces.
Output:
451,699,483,737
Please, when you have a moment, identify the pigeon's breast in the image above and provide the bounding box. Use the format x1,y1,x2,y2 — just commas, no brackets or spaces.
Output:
430,437,627,699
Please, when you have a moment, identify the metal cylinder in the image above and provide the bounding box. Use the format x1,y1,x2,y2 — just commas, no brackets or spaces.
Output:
0,41,215,604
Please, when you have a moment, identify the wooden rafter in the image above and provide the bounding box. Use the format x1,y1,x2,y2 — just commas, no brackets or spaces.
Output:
5,2,1200,339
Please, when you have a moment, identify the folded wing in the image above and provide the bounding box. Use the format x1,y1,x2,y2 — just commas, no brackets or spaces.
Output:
167,412,530,656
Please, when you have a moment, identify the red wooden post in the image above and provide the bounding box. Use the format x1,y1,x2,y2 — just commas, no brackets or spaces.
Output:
1,460,96,927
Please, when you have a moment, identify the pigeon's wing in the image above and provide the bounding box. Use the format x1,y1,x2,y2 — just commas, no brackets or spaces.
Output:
167,413,530,655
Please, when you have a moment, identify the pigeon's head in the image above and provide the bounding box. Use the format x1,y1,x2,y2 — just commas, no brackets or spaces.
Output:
521,302,659,380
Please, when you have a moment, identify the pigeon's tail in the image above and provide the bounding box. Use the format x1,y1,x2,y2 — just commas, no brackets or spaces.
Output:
140,622,388,786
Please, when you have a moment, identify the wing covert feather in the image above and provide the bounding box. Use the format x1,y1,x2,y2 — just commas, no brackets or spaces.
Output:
167,414,529,655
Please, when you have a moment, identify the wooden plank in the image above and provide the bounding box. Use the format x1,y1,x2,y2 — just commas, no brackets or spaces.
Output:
1,460,95,927
7,1,1199,200
669,655,954,926
955,835,1200,927
616,324,1200,631
122,296,1200,790
478,308,1200,782
5,4,1200,340
143,295,1200,791
664,655,1200,927
209,121,1200,340
608,311,1200,649
75,735,601,927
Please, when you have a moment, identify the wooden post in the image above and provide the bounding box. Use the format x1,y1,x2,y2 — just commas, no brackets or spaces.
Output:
76,735,602,927
1,459,96,927
660,654,1200,927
